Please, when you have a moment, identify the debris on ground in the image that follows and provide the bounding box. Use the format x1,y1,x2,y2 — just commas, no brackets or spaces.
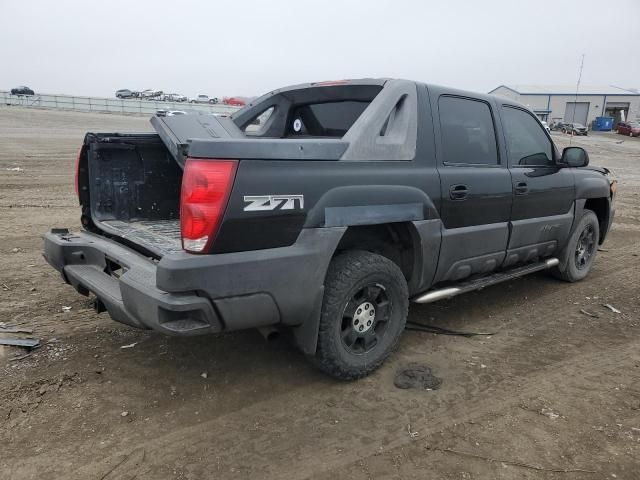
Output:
61,306,72,312
9,353,32,362
407,424,419,438
406,321,495,337
0,337,40,348
5,167,24,172
540,407,560,420
603,304,622,314
394,365,442,390
120,342,138,349
580,309,599,318
200,372,208,379
121,411,129,417
0,327,34,334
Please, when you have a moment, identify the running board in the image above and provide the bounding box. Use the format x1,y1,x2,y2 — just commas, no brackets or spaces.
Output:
413,258,559,304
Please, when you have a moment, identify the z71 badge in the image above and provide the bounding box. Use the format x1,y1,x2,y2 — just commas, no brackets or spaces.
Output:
243,195,304,211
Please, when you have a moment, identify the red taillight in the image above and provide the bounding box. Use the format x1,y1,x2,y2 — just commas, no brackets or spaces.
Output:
180,158,237,253
74,146,83,199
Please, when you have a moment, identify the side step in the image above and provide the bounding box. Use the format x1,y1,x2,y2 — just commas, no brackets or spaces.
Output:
413,258,559,304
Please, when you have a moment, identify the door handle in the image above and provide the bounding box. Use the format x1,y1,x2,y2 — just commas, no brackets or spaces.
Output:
449,184,469,200
514,182,529,195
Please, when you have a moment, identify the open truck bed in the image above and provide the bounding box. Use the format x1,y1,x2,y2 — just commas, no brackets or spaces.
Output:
80,132,183,257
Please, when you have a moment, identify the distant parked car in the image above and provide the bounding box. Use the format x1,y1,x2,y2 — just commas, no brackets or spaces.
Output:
616,121,640,137
156,109,188,117
163,93,187,102
11,86,35,96
562,123,588,136
140,89,163,99
549,121,567,131
190,95,218,104
115,89,135,99
540,120,550,133
223,96,246,107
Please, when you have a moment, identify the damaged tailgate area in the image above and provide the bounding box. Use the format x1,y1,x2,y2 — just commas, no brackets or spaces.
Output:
85,133,183,256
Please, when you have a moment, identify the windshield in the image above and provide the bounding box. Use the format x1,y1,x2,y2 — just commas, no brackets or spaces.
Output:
574,124,585,128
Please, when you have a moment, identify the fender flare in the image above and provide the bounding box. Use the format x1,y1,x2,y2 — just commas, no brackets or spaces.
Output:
304,184,439,228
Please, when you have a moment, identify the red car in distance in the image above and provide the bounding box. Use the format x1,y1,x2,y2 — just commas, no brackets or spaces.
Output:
616,121,640,137
223,97,246,107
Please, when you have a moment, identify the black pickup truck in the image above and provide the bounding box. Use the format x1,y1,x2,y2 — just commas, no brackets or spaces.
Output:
44,79,616,379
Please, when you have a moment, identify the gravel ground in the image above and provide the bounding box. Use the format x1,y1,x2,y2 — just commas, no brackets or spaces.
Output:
1,106,639,480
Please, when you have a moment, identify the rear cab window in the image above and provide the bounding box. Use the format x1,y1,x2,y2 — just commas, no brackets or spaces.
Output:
289,101,370,137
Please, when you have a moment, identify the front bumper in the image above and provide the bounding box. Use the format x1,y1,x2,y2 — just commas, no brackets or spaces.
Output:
43,228,344,336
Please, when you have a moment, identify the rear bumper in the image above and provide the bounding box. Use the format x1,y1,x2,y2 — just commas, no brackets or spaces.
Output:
43,228,344,337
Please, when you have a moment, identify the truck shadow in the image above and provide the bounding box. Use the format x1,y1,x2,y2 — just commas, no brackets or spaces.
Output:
111,270,559,391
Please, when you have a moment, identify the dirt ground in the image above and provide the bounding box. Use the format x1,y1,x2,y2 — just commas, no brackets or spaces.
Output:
1,106,639,480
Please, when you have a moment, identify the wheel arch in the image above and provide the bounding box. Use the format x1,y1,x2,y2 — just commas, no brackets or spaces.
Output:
576,197,611,244
292,217,442,356
303,185,439,229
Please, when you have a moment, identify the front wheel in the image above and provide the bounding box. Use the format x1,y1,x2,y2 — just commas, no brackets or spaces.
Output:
552,210,599,282
311,251,409,380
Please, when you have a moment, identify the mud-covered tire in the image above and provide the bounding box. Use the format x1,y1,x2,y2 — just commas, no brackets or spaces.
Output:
310,251,409,380
552,210,599,282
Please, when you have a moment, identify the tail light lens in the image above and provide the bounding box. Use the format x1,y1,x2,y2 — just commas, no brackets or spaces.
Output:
180,158,237,253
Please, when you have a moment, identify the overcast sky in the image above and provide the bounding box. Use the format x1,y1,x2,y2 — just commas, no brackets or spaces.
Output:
1,0,638,99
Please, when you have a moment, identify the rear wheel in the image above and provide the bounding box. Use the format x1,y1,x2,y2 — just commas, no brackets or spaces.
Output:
552,210,599,282
311,251,408,380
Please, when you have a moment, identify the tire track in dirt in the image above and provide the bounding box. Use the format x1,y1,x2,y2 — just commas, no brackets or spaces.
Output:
53,340,639,480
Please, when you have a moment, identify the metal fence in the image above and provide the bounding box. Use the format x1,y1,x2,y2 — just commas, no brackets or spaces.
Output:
0,91,240,116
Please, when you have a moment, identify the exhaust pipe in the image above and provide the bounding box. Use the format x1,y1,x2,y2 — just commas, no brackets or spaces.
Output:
257,326,279,341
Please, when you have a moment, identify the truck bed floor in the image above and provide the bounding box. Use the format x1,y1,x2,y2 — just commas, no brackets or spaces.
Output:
100,220,182,256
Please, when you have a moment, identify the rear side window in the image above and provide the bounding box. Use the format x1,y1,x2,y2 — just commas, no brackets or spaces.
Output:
438,96,499,165
502,106,554,167
244,106,274,134
289,101,370,137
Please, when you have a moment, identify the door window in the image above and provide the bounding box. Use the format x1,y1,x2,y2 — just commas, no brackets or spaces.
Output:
502,106,554,167
438,96,499,166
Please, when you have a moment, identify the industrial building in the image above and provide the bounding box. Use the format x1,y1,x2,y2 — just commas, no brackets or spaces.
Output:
489,85,640,128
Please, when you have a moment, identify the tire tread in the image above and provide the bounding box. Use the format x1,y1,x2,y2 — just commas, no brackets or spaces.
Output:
311,251,408,380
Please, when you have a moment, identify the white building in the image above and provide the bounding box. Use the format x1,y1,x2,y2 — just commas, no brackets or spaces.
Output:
489,85,640,127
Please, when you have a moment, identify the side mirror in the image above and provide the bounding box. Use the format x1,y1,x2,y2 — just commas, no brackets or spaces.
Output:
561,146,589,167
